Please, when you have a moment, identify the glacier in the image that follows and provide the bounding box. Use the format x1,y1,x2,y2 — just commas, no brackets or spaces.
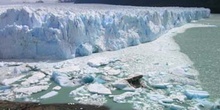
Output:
0,4,210,59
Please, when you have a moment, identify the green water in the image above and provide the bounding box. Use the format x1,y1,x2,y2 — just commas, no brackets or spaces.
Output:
174,14,220,101
27,81,133,110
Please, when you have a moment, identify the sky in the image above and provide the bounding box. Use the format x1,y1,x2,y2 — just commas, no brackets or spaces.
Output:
75,0,220,13
0,0,219,13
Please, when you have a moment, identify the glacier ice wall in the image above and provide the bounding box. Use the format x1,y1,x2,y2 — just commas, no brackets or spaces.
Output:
0,5,210,59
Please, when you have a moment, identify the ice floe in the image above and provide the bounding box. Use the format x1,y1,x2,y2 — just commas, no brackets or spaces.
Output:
40,91,58,99
87,83,112,95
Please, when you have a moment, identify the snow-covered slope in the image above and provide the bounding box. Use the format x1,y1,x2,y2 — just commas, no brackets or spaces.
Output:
0,4,210,59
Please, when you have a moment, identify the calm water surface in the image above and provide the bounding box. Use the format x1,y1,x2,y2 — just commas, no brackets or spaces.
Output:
174,14,220,101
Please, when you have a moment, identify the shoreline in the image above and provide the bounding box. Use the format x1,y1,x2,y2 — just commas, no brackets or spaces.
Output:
0,100,110,110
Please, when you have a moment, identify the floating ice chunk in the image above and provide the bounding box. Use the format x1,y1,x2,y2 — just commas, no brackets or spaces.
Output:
40,91,58,99
161,98,174,103
2,75,26,85
14,85,49,95
53,86,61,91
69,86,107,106
185,90,209,99
94,77,106,84
87,57,110,67
148,81,170,89
112,79,130,89
87,83,111,95
51,71,75,87
21,72,46,86
122,86,136,92
69,86,88,96
81,75,94,84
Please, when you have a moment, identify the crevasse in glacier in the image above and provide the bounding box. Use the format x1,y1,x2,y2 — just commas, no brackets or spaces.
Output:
0,5,210,59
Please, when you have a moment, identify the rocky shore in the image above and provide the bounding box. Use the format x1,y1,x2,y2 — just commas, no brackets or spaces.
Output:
0,100,109,110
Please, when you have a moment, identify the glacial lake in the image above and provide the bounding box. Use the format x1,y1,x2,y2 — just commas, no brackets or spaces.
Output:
174,14,220,101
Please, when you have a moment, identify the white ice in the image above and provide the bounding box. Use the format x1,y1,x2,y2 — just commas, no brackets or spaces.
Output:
40,91,58,99
0,4,210,59
87,83,112,95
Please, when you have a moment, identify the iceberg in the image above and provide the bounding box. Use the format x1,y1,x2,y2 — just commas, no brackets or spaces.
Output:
185,90,209,99
87,83,112,95
0,4,210,59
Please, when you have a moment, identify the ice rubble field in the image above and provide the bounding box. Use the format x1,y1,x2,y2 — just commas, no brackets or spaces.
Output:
0,4,210,59
0,4,220,110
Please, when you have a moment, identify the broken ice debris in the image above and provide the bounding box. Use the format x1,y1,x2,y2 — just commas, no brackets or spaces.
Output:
185,90,209,99
56,65,80,73
87,57,120,68
14,85,49,95
161,103,185,110
40,91,58,99
112,80,130,90
21,72,46,86
87,57,110,67
148,81,170,89
2,75,26,85
51,71,75,87
110,92,139,103
87,83,111,95
106,69,121,76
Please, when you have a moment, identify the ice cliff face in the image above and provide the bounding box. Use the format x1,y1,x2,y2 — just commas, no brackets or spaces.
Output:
0,4,210,59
